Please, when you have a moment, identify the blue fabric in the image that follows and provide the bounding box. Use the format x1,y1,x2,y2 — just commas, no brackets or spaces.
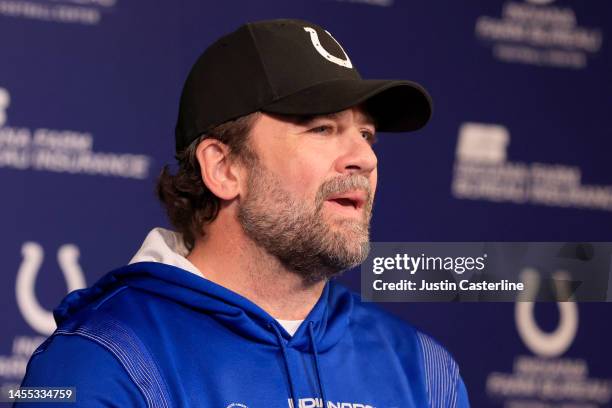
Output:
19,262,470,407
20,335,146,407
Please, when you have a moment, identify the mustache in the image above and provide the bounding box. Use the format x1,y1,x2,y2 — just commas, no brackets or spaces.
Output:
315,175,373,208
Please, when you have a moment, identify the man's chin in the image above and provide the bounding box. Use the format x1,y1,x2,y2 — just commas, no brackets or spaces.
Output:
281,237,371,285
322,238,371,271
325,221,370,245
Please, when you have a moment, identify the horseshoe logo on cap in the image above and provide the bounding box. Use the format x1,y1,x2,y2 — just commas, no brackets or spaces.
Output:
304,27,353,69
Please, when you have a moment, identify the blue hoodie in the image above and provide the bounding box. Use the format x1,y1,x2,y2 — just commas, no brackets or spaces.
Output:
19,233,470,408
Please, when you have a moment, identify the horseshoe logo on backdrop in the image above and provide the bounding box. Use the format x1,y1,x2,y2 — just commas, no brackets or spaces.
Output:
515,268,578,358
303,27,353,69
16,242,86,335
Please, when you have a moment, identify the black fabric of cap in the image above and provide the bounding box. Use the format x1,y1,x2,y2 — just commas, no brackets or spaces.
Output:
175,19,433,153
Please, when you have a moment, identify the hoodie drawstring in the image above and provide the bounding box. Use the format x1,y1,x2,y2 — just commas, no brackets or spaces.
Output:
270,323,299,408
271,322,329,408
308,321,328,408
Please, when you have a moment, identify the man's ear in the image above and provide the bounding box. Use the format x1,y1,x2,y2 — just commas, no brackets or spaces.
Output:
195,139,243,200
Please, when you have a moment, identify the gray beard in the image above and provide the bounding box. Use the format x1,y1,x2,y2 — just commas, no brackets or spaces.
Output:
237,160,372,284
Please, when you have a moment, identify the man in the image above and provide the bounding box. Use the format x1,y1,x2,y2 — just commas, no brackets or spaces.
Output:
18,19,469,407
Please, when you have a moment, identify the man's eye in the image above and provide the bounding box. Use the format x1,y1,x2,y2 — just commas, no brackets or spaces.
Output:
361,130,377,145
309,125,333,134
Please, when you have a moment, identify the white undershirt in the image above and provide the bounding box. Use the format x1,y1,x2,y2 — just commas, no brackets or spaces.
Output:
129,227,304,336
275,319,304,336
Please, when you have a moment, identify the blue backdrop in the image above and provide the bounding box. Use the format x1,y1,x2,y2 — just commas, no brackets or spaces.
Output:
2,0,611,406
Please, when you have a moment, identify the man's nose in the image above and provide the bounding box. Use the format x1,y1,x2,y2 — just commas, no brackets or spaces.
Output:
334,129,378,176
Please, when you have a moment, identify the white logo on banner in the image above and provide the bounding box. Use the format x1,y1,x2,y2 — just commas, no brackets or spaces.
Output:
0,242,85,387
0,88,152,179
0,0,117,25
474,0,603,69
452,122,612,212
515,269,578,358
16,242,86,335
485,268,612,406
456,122,508,164
304,27,353,69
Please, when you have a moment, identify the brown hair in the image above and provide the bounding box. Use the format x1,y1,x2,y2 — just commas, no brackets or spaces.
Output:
156,112,260,251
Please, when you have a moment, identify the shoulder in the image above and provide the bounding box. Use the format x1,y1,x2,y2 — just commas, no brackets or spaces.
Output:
21,333,148,407
22,289,172,408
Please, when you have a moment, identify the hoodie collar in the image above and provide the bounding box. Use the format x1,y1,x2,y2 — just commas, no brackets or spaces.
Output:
60,261,352,352
128,228,305,336
129,227,202,277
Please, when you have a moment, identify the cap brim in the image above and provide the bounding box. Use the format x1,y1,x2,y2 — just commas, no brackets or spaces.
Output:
261,79,433,132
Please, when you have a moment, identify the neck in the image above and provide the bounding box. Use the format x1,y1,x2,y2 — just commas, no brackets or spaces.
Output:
186,213,326,320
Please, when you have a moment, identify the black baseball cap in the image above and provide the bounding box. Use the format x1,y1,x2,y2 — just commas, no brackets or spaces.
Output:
175,19,433,153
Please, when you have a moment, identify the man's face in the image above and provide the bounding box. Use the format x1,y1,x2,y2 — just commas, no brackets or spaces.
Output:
237,106,378,284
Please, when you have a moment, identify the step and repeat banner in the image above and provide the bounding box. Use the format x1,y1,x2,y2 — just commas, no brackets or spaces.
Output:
1,0,611,406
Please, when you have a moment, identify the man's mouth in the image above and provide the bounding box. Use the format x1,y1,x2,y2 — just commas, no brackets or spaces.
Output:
324,191,367,214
